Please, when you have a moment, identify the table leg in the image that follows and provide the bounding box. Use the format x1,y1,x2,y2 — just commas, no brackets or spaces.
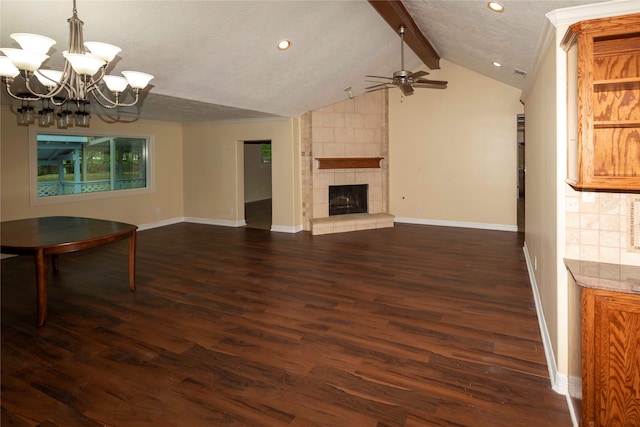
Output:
34,249,48,327
128,231,136,291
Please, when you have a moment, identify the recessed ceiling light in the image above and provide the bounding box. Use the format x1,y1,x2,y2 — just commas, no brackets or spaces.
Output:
488,2,504,12
277,40,291,50
492,61,503,67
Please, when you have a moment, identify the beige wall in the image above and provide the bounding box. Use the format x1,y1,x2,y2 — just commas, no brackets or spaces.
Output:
0,108,184,227
182,118,301,231
389,60,523,229
523,42,562,370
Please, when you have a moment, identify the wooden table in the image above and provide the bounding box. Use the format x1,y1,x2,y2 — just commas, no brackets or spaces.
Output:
1,216,137,326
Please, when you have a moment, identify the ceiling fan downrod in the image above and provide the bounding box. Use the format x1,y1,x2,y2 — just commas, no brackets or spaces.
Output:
399,26,405,72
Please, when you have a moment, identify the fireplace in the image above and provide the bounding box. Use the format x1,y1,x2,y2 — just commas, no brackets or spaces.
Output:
329,184,368,216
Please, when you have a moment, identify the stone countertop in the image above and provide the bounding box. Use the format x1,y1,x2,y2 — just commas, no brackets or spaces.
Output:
564,259,640,295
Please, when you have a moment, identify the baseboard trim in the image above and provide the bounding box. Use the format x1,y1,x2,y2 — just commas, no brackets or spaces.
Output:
566,393,580,427
138,217,302,233
270,224,303,233
137,217,185,231
394,217,518,232
523,242,568,395
183,217,246,228
136,217,517,235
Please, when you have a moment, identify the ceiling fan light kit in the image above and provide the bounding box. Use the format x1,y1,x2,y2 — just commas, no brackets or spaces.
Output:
0,0,154,127
366,26,447,96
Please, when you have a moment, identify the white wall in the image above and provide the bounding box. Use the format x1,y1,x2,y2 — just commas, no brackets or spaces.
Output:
389,60,524,230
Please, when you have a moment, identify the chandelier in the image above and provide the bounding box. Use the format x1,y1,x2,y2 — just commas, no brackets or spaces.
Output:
0,0,153,127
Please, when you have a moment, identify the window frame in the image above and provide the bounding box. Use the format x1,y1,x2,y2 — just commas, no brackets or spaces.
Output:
29,126,155,206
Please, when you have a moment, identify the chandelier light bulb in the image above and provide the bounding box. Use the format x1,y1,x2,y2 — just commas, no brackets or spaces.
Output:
63,52,106,76
0,56,20,78
84,42,121,63
35,69,63,88
103,75,129,93
122,71,154,89
0,48,49,72
10,33,56,55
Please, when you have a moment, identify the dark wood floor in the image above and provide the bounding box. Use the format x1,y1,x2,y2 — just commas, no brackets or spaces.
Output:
1,223,571,426
245,199,272,230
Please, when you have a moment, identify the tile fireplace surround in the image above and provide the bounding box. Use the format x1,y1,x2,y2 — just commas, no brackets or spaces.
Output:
301,91,394,235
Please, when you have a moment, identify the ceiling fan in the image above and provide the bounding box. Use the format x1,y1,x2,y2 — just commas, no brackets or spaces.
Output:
366,26,447,96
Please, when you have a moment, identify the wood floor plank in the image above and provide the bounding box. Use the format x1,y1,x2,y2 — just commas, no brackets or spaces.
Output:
2,223,571,426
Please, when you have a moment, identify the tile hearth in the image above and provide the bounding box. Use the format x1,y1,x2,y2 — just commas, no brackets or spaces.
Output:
310,213,394,236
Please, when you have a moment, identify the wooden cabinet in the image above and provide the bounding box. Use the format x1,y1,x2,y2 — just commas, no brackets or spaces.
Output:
562,14,640,191
581,288,640,427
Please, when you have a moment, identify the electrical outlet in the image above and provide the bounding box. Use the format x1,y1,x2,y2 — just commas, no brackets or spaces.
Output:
155,208,161,215
417,207,422,214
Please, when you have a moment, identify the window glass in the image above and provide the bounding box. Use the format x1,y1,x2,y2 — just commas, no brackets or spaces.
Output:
36,133,149,198
261,143,272,165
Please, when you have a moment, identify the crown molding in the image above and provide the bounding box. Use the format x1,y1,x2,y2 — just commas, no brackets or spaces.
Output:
521,0,639,101
545,0,639,27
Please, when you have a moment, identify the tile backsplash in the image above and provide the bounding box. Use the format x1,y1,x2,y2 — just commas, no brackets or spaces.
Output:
566,187,640,266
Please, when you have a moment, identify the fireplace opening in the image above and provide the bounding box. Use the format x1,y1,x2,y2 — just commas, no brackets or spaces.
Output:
329,184,368,216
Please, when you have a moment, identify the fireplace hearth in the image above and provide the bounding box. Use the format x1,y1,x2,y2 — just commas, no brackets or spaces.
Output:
329,184,368,216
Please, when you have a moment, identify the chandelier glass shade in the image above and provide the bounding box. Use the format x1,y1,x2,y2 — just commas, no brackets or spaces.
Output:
0,0,154,127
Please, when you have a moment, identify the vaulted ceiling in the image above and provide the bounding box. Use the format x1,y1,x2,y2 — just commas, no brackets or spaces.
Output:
0,0,606,123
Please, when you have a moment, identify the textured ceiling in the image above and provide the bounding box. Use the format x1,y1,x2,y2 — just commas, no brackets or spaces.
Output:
0,0,607,123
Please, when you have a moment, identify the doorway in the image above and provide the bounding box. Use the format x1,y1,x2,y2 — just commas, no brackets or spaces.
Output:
244,140,272,230
517,114,525,234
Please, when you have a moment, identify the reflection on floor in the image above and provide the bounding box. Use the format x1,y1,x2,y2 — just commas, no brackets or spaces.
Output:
245,198,271,230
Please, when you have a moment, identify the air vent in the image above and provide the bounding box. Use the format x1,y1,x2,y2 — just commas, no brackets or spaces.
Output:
630,198,640,251
514,68,527,77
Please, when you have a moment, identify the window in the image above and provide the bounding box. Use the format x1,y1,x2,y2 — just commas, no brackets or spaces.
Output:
30,128,153,205
260,142,272,165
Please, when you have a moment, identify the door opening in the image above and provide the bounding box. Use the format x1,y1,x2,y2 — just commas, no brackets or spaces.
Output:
517,114,525,234
244,140,272,230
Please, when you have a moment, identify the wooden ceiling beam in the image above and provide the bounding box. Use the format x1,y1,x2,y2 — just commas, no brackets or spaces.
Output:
368,0,441,70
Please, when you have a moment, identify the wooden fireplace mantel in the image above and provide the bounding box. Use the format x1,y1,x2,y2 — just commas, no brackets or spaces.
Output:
315,157,384,169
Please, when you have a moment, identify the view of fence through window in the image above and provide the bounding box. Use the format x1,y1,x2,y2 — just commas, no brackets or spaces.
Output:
37,134,148,197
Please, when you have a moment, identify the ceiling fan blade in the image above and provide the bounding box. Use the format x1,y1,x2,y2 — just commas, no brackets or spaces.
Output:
366,82,390,90
399,83,414,96
366,85,391,93
415,78,448,86
410,70,429,79
366,75,393,80
413,83,448,90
